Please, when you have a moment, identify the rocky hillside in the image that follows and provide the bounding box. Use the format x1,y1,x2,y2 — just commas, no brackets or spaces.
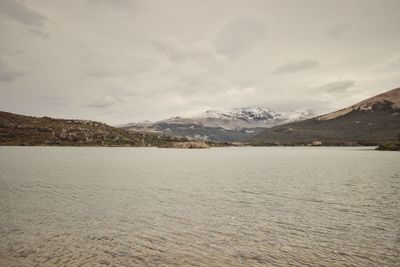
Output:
0,111,184,146
249,88,400,146
121,106,315,142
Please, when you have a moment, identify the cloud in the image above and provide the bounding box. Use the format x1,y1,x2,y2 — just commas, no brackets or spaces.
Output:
41,96,67,106
0,57,26,82
0,49,24,55
222,87,256,97
386,58,400,71
79,42,159,79
316,80,355,93
272,59,320,74
28,27,50,38
83,96,118,109
151,36,225,67
0,0,48,37
2,1,400,124
85,58,156,78
151,36,187,62
327,22,352,40
213,17,267,60
87,0,136,9
150,36,227,96
376,58,400,73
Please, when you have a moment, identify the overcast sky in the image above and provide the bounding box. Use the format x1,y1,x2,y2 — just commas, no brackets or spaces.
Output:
1,0,400,124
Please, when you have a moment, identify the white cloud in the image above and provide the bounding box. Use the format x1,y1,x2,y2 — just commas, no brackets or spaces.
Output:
316,80,355,93
272,59,320,74
213,17,267,60
223,87,256,97
376,58,400,73
83,95,118,109
0,56,25,82
0,0,48,37
327,22,352,40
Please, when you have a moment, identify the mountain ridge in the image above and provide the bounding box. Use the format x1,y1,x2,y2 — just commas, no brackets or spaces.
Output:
318,87,400,121
121,106,315,142
249,87,400,146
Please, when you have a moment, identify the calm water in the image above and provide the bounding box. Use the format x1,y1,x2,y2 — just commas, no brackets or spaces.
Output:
0,147,399,266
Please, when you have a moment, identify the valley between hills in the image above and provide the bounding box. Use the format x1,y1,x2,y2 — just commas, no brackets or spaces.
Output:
1,87,399,149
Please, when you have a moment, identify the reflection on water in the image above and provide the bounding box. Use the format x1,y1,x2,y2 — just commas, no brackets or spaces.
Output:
0,147,399,266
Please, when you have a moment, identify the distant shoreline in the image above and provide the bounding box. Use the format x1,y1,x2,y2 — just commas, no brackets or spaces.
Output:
0,144,380,148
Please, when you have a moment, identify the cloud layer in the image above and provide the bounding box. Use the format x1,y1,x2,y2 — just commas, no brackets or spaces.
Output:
0,0,48,36
1,0,400,124
0,56,25,82
214,17,267,60
272,59,320,74
316,80,355,93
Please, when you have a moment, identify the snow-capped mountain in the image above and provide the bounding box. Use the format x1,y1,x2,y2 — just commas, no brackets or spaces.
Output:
159,106,315,130
120,106,316,142
203,106,314,123
201,106,278,121
274,108,315,123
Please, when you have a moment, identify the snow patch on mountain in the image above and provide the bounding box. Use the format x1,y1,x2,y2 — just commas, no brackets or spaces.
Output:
198,106,277,121
277,108,315,122
160,106,315,130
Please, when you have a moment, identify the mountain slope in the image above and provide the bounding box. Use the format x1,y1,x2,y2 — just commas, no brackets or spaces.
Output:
249,88,400,145
0,111,184,146
121,107,315,142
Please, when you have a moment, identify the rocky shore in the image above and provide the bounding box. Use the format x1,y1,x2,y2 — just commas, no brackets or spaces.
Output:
376,141,400,151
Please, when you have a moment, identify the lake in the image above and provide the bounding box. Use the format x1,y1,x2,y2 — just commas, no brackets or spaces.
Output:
0,147,399,266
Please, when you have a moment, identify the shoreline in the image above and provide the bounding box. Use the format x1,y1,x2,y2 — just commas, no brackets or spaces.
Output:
0,144,381,148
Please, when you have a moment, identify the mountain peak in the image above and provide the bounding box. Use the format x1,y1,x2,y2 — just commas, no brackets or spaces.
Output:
200,106,279,121
230,106,277,120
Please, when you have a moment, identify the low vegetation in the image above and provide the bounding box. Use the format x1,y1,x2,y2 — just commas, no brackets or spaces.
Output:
376,134,400,151
0,111,186,147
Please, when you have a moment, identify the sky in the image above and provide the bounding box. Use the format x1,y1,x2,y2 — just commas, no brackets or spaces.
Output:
1,0,400,124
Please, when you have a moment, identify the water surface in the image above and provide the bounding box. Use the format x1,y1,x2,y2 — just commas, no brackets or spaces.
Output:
0,147,399,266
